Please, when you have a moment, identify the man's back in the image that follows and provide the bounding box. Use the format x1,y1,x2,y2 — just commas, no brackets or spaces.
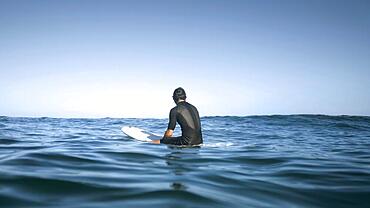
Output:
168,101,203,145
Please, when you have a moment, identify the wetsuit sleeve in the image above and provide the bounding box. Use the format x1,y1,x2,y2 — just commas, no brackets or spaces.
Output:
168,108,177,130
160,136,188,145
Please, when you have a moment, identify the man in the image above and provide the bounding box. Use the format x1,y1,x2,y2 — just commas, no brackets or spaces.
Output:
152,87,203,145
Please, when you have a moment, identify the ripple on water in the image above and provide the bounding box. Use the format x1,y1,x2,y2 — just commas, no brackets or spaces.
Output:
0,136,19,145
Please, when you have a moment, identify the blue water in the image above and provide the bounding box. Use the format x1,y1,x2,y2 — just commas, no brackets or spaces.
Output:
0,115,370,208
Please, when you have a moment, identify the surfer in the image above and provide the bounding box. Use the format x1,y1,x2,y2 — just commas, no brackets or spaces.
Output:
152,87,203,145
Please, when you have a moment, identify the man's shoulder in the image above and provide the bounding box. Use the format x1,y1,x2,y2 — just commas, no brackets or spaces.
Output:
170,106,178,113
175,102,198,111
185,102,198,110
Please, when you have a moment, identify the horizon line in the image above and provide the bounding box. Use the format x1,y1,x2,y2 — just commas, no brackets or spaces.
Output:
1,113,369,120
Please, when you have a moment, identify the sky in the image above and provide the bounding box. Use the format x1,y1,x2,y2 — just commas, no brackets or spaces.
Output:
0,0,370,118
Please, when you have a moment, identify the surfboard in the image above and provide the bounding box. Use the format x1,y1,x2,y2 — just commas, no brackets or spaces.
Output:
121,126,162,142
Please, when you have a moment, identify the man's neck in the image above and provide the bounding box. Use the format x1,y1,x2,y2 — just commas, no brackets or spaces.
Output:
177,99,185,104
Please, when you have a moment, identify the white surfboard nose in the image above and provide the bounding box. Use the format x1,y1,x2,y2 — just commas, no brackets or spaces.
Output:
121,126,155,142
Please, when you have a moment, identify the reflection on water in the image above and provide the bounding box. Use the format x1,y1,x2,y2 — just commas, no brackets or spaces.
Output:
170,182,187,191
165,147,200,191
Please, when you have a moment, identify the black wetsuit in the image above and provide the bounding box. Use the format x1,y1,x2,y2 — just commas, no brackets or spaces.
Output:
160,101,203,145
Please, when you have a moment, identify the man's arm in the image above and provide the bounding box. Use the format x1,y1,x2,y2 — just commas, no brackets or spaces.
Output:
151,108,176,144
151,129,173,144
164,107,176,138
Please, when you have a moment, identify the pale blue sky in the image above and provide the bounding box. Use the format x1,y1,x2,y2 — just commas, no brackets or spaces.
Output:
1,0,369,118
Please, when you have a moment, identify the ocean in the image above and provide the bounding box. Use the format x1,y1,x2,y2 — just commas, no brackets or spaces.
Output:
0,115,369,208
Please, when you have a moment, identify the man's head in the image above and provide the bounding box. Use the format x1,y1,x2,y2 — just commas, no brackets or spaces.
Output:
173,87,187,104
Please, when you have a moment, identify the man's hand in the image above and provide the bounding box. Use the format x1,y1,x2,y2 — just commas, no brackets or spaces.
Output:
164,129,173,138
151,140,160,144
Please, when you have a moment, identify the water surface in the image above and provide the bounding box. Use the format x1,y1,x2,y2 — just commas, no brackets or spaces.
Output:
0,115,370,207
